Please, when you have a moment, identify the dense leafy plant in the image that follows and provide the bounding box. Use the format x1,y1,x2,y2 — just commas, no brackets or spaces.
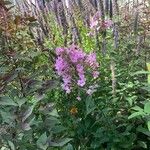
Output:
0,0,150,150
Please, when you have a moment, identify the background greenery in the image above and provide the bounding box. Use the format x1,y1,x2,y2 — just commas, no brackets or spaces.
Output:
0,0,150,149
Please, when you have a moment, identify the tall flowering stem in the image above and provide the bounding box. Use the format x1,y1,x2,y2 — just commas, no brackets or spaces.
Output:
54,44,100,94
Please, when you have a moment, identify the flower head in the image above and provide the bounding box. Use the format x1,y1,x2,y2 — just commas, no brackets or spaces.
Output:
76,96,81,101
89,11,113,36
102,20,113,28
56,47,65,55
90,11,101,29
54,45,100,94
93,71,100,79
77,79,86,87
70,106,78,115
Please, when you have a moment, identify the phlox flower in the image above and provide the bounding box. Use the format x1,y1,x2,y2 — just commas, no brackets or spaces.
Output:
62,84,71,94
54,44,100,94
76,96,81,101
55,57,68,75
86,53,99,69
93,71,100,79
56,47,65,55
90,11,101,29
76,64,84,74
63,75,71,85
102,20,113,28
88,11,113,36
77,79,86,87
69,46,85,63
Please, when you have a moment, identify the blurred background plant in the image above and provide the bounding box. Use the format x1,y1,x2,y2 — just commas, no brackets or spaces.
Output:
0,0,150,149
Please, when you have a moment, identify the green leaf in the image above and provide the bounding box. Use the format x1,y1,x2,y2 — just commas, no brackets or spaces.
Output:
144,102,150,114
131,71,150,76
126,82,134,88
127,96,137,106
0,110,15,124
28,51,41,58
147,121,150,131
128,111,145,119
49,108,59,117
137,125,150,136
91,137,109,148
138,141,147,149
50,138,72,147
142,84,150,92
52,125,66,134
63,143,73,150
126,97,133,106
86,97,96,116
8,141,15,150
22,105,34,122
94,128,105,138
14,55,32,62
36,132,48,150
132,106,143,112
0,96,17,106
16,98,26,107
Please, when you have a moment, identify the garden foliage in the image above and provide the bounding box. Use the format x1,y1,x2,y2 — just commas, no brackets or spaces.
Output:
0,0,150,150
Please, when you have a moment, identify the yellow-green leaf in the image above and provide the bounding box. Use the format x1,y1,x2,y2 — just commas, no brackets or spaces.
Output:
147,121,150,131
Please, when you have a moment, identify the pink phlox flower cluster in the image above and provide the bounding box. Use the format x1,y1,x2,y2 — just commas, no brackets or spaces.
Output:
90,11,101,29
62,75,72,93
90,17,99,29
86,53,100,78
56,47,65,55
86,53,99,68
76,64,86,87
55,45,100,94
55,56,71,93
102,20,113,28
93,71,100,79
55,57,69,76
89,11,113,36
69,48,86,63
